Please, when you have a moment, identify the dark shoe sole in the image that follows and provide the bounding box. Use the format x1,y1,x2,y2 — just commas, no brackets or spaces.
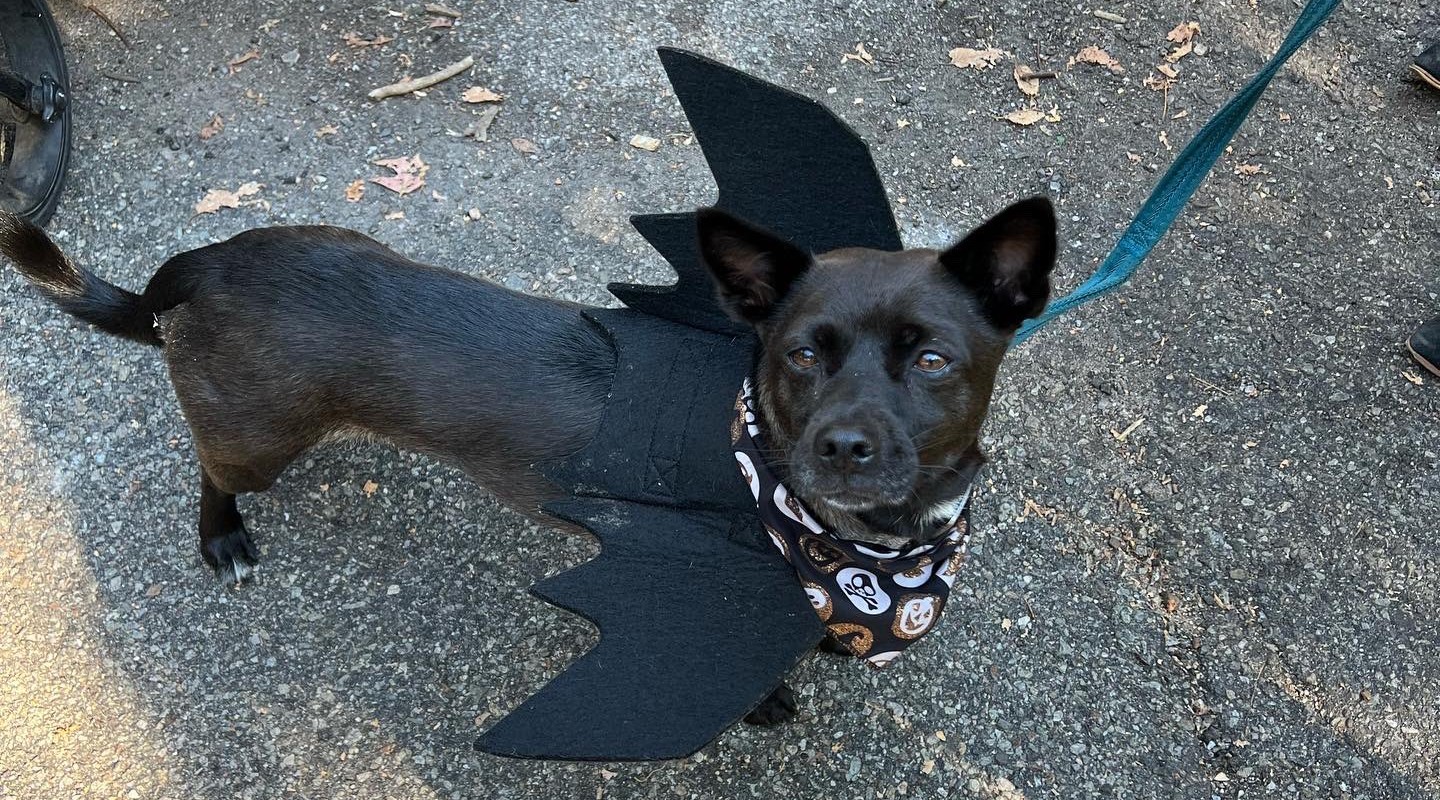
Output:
1408,339,1440,378
0,0,71,226
1411,63,1440,92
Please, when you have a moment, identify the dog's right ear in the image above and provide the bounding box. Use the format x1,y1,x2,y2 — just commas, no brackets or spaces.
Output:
696,207,812,324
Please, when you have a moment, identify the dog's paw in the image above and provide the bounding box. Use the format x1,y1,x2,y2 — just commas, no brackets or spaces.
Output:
744,684,798,726
202,526,259,586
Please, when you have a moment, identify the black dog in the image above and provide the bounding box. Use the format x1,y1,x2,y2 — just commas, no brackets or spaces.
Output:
0,196,1054,722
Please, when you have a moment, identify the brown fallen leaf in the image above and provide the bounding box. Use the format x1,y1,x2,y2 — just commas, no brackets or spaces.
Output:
342,31,394,48
345,179,365,202
1166,41,1194,63
145,584,162,598
841,42,875,66
629,134,662,152
316,123,339,138
227,49,260,74
468,105,501,142
1143,72,1176,91
1074,46,1124,73
461,86,504,104
511,137,539,155
1167,21,1201,44
199,114,225,141
1234,163,1263,176
947,46,1005,71
370,156,428,195
1044,106,1062,123
1156,63,1179,79
194,181,262,215
1014,64,1040,97
362,480,380,496
427,17,455,29
1002,108,1046,126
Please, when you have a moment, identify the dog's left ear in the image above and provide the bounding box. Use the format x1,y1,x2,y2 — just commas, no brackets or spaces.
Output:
940,196,1057,330
696,207,812,324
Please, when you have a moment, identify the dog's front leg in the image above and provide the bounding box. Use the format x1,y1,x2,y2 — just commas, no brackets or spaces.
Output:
744,684,798,725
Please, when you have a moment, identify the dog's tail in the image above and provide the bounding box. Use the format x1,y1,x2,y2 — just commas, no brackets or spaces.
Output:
0,212,162,346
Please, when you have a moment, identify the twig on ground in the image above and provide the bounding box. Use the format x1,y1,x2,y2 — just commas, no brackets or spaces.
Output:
84,4,132,49
367,55,474,100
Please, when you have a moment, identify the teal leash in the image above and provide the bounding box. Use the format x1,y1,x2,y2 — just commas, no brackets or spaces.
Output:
1015,0,1342,344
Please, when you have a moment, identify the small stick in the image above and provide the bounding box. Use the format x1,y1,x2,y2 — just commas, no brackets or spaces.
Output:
84,3,132,49
424,3,462,18
100,70,141,83
367,55,474,100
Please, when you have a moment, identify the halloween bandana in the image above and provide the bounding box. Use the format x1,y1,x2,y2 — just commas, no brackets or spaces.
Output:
731,380,972,668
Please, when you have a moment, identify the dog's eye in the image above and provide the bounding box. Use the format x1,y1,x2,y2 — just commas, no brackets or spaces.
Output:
789,347,819,369
914,351,950,372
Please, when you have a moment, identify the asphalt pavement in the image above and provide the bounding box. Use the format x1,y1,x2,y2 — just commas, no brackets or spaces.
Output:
1,0,1437,798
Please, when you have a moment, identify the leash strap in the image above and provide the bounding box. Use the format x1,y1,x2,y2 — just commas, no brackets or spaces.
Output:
1015,0,1342,344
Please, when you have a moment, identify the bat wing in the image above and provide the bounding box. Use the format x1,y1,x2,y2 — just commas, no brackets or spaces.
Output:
613,48,903,333
475,498,825,760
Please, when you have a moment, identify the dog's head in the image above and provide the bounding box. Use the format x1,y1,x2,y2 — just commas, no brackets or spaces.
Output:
698,198,1056,546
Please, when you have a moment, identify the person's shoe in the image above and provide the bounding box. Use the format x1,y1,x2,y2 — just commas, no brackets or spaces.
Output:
1412,41,1440,91
1408,316,1440,378
0,0,71,226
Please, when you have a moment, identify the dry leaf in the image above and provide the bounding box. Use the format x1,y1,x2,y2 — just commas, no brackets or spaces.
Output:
1014,65,1040,97
199,114,225,141
947,46,1005,71
145,584,162,598
1192,404,1208,418
316,124,339,138
344,179,365,202
1156,63,1179,79
1167,21,1201,44
1045,106,1062,123
1403,370,1424,385
461,86,503,103
1234,163,1263,176
427,16,454,29
369,155,428,195
194,182,262,215
1003,108,1045,126
1143,73,1176,91
425,2,462,17
1166,41,1194,63
384,210,405,220
342,31,395,48
841,42,875,66
468,105,500,141
1074,46,1124,73
921,759,935,775
1126,151,1142,163
362,480,379,496
511,137,539,155
629,134,662,152
227,49,260,74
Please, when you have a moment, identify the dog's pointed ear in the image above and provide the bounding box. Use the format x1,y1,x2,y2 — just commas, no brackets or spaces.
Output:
696,207,812,324
940,196,1057,330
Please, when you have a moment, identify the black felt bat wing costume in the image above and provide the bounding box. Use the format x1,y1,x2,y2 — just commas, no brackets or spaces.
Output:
474,48,904,761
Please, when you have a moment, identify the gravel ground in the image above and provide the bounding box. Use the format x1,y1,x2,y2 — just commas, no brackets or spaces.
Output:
2,0,1437,798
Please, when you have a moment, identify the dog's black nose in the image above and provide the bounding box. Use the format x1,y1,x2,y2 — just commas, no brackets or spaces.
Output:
816,425,876,468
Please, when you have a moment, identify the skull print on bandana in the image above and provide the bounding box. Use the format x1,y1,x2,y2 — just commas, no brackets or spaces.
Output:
731,379,972,668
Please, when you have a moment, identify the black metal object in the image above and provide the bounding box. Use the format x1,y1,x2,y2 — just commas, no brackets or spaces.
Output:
0,0,72,225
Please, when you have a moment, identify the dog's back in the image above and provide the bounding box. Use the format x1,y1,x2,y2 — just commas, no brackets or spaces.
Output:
1,216,611,516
